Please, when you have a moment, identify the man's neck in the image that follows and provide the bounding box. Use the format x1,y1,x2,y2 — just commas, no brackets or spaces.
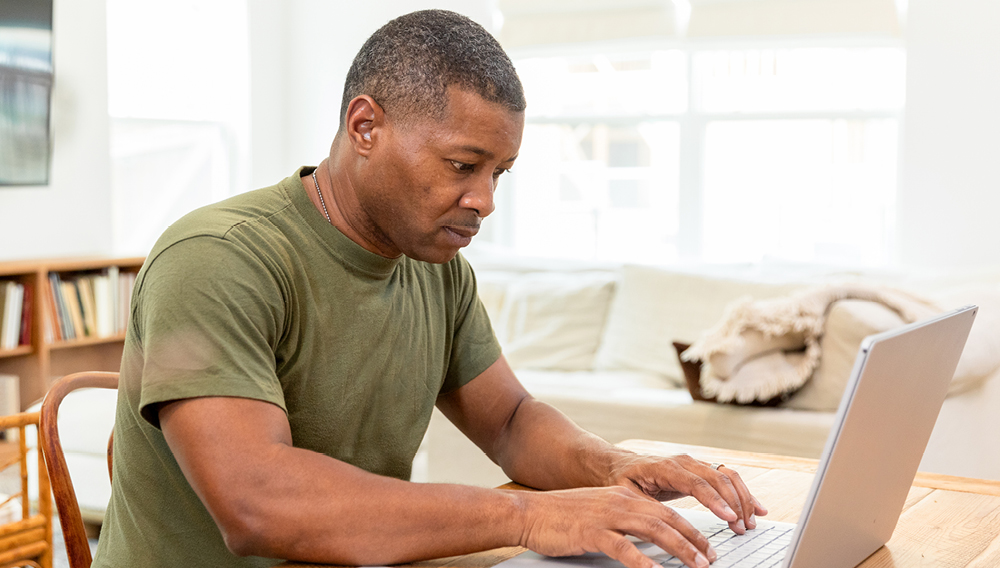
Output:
300,158,400,259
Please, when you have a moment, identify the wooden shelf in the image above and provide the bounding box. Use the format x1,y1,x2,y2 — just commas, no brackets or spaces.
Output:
49,333,128,351
0,256,144,409
0,345,33,359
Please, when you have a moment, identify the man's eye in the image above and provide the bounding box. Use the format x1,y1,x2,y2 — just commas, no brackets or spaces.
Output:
450,160,474,172
493,167,511,178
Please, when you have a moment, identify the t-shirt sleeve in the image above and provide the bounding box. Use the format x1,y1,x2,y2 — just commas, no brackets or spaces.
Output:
133,236,287,428
441,254,503,393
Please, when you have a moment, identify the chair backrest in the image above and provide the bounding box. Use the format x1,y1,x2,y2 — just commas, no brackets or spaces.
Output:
0,411,52,568
39,372,118,568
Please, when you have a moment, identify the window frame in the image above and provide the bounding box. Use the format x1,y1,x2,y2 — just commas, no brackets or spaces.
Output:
495,36,906,266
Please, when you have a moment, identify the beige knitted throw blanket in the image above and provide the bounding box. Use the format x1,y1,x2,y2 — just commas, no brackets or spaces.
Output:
680,284,942,404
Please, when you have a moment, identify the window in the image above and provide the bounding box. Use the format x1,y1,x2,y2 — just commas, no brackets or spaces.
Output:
481,44,905,267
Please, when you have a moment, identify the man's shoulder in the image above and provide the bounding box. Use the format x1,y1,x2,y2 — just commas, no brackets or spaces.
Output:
166,181,293,242
148,176,302,261
136,176,305,291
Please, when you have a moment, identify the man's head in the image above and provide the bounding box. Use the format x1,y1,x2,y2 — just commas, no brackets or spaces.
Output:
339,9,525,130
325,10,525,265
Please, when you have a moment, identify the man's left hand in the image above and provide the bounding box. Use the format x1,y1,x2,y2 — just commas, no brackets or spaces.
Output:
606,453,768,535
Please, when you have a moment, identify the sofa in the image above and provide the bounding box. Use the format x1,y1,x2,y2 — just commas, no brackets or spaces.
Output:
28,256,1000,522
417,253,1000,488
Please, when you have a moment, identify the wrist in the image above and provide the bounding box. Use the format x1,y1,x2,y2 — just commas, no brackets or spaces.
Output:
501,489,534,548
587,444,638,487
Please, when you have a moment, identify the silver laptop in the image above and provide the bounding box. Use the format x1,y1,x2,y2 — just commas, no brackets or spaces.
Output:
500,305,977,568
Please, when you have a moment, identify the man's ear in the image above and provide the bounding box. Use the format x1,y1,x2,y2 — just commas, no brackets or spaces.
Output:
343,95,383,156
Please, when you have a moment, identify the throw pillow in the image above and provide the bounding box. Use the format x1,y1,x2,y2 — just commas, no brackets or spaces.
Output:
493,272,617,371
594,265,802,386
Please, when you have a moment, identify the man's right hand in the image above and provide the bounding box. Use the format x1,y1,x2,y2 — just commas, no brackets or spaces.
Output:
513,486,716,568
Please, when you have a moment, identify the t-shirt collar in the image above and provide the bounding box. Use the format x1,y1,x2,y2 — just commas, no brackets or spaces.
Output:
285,166,401,279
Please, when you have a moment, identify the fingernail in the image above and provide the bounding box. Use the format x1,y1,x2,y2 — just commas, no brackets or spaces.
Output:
723,505,736,519
707,547,718,562
736,519,746,533
695,552,709,568
752,496,768,514
748,514,757,529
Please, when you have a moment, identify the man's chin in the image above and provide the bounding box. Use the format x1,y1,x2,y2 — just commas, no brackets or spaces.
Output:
405,245,462,264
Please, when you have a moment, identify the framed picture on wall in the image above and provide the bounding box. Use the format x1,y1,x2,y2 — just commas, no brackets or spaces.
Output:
0,0,54,186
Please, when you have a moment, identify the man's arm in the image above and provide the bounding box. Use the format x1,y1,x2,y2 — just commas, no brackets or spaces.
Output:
160,390,718,568
436,356,767,534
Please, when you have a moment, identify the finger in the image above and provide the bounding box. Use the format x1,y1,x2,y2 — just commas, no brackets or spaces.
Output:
625,503,718,565
718,466,756,529
752,494,769,516
701,465,748,534
601,486,716,558
679,466,744,533
599,529,709,568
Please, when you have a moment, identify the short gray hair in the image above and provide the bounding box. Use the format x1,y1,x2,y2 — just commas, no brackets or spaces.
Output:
340,9,526,128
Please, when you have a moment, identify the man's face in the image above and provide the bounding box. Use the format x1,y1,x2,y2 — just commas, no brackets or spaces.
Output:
355,88,524,264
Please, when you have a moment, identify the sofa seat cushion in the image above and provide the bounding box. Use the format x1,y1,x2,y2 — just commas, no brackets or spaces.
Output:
516,368,675,397
516,370,836,459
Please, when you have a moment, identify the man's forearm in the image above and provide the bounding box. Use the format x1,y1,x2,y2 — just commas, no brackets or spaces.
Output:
217,442,527,564
490,396,633,491
161,395,531,565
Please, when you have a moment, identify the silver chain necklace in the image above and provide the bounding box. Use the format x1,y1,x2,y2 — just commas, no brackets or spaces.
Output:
311,169,332,225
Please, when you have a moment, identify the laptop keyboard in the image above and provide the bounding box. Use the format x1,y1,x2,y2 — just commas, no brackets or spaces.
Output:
657,517,794,568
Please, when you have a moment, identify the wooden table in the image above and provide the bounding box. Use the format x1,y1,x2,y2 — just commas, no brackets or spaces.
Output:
282,440,1000,568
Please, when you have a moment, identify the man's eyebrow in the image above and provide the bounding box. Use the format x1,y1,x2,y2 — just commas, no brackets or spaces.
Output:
454,145,519,162
455,145,493,158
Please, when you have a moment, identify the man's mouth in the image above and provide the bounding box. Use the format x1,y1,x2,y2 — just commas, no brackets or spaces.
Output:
444,225,479,239
443,225,479,247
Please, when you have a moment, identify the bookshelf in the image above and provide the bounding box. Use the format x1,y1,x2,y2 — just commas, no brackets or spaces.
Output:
0,257,144,410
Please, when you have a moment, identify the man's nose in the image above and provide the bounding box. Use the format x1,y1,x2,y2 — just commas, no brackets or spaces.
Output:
460,175,496,218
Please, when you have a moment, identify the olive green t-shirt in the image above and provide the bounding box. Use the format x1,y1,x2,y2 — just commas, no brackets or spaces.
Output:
92,168,502,567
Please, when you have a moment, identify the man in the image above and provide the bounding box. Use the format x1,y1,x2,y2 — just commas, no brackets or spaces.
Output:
94,10,765,568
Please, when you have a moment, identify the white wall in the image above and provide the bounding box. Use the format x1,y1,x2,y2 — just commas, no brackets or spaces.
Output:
4,0,999,268
0,0,113,262
896,0,1000,269
247,0,496,189
105,0,251,258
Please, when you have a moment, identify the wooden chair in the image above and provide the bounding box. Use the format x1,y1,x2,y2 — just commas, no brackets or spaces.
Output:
0,411,52,568
38,372,118,568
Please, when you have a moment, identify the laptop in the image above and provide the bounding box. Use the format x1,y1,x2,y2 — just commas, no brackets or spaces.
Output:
499,305,977,568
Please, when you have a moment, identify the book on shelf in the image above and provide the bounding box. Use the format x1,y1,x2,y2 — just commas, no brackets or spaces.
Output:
0,281,25,350
61,281,85,340
118,270,134,332
76,277,98,337
48,273,73,341
18,283,31,347
93,274,113,337
42,277,58,343
0,373,18,438
45,267,137,343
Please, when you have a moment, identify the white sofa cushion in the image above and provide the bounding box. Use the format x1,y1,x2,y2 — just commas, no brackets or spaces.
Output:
424,369,838,487
785,286,1000,411
784,300,904,411
490,272,617,371
930,284,1000,395
594,265,803,386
